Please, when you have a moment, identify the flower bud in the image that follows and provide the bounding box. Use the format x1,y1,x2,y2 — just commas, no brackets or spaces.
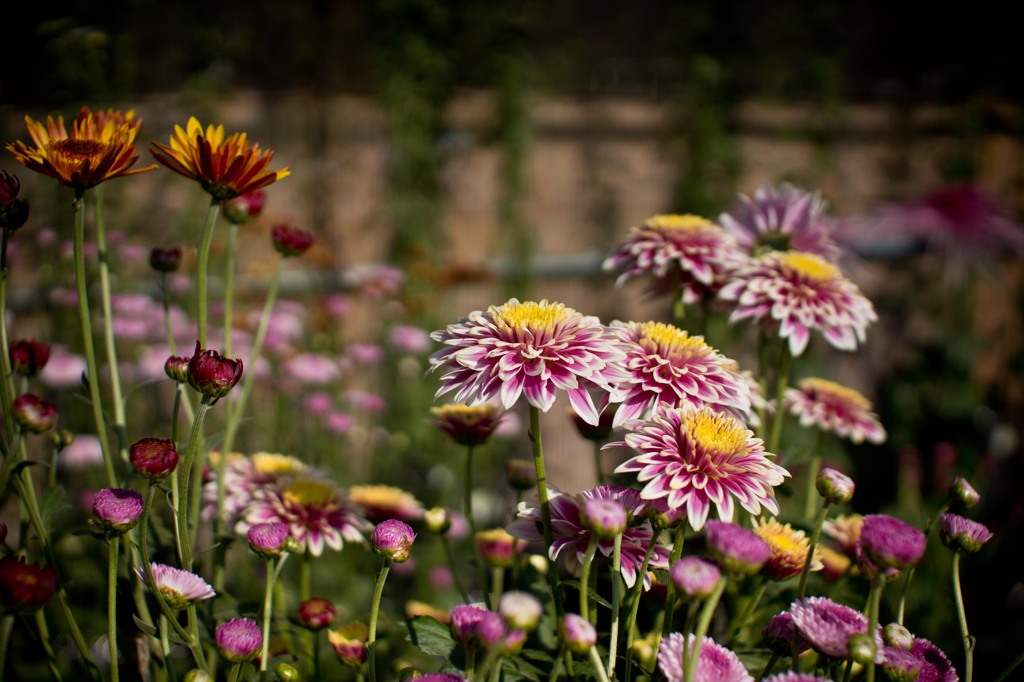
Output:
0,523,6,546
216,618,262,663
9,339,51,378
372,519,416,563
248,521,291,559
498,591,543,632
762,612,810,656
450,604,489,647
879,647,922,682
0,556,58,614
949,476,980,509
92,487,144,534
328,623,368,667
558,614,596,655
859,514,926,573
187,342,243,399
271,224,314,257
476,528,524,568
222,190,266,225
706,520,772,576
50,427,75,451
0,199,29,233
502,629,526,656
847,632,877,665
430,404,503,446
883,623,914,650
670,556,721,601
149,247,182,273
816,467,855,505
297,598,337,630
423,507,451,534
182,670,213,682
274,663,300,682
130,438,179,479
13,393,58,434
505,459,537,491
580,497,627,539
165,355,190,383
0,171,20,206
939,513,993,554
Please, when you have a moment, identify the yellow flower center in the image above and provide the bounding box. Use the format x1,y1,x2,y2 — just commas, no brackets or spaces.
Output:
645,214,713,231
252,453,307,477
48,138,107,162
687,410,748,453
778,251,839,281
755,519,808,555
800,377,872,409
431,404,497,420
283,479,337,507
638,322,711,358
350,485,419,510
493,300,571,330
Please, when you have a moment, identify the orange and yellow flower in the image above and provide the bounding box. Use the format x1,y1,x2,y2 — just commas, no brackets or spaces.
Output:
150,117,289,200
6,108,155,190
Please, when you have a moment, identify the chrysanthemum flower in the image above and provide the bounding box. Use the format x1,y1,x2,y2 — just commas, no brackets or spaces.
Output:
243,477,370,557
609,321,752,428
657,633,754,682
135,562,215,609
718,250,876,356
671,556,722,600
558,613,597,654
719,182,841,260
6,109,156,190
706,520,772,576
602,214,748,304
611,406,788,530
762,612,811,656
822,513,864,559
879,646,923,682
372,519,416,563
507,485,669,589
349,484,423,523
92,487,144,534
429,299,628,426
476,528,526,567
150,117,290,200
785,377,886,444
939,513,993,554
328,623,368,667
908,637,958,682
429,403,505,446
858,514,926,574
762,674,832,682
0,557,58,614
216,618,262,663
753,518,823,581
202,451,311,526
790,596,877,659
498,591,543,632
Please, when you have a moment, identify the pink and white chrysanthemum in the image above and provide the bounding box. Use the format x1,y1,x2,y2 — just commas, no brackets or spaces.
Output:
611,406,788,531
657,633,753,682
719,182,841,261
507,485,669,589
785,377,886,444
790,596,880,660
609,321,752,428
135,562,215,609
718,250,877,356
602,214,748,304
241,477,370,557
429,299,628,425
202,452,311,527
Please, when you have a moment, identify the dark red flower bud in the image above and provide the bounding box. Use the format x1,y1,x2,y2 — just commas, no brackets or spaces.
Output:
0,522,6,545
130,438,179,479
0,556,58,614
13,394,58,434
165,355,190,383
0,199,29,233
150,247,182,273
0,171,20,206
187,341,243,399
297,598,337,630
222,190,266,225
9,339,51,378
271,224,314,257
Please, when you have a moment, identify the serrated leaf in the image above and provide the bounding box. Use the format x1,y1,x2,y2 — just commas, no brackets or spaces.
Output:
406,616,456,657
133,614,158,637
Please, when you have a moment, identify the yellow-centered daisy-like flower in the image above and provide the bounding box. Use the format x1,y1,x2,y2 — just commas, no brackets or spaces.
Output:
6,108,156,190
349,484,424,523
150,116,290,200
753,517,823,580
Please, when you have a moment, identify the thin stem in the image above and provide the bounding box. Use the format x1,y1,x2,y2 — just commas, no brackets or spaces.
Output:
108,535,121,682
176,399,212,568
226,662,241,682
0,229,15,446
528,406,563,618
607,532,623,678
952,552,974,682
72,190,117,486
441,535,471,603
195,198,221,348
759,652,780,679
578,537,599,621
683,578,727,682
260,554,291,673
623,536,658,682
896,503,948,624
767,347,791,455
661,525,686,639
491,567,504,616
865,573,885,682
464,444,490,608
803,431,825,521
0,615,12,682
993,648,1024,682
797,501,830,600
34,610,63,682
367,559,391,682
588,647,612,682
548,647,566,682
728,577,768,645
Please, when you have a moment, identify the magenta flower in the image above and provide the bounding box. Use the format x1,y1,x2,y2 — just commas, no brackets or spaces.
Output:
372,519,416,563
815,467,856,505
202,452,311,527
247,521,291,558
92,487,144,533
9,339,51,377
559,613,597,654
135,563,215,609
429,403,504,446
939,513,993,554
297,598,337,630
790,596,877,659
608,321,752,428
719,182,841,260
671,556,722,600
879,646,924,682
612,406,788,530
271,223,314,257
706,520,772,576
657,633,753,682
12,394,58,434
908,637,958,682
718,250,876,356
581,497,628,539
450,604,506,650
602,214,748,304
243,476,370,557
187,341,243,399
859,514,926,573
0,557,58,614
762,612,810,656
129,438,179,479
949,476,980,509
429,299,628,425
216,617,263,662
762,674,832,682
785,377,886,444
507,485,669,589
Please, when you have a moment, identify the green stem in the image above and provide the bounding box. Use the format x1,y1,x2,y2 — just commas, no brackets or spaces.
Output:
661,525,686,639
72,189,117,486
994,648,1024,682
803,431,825,521
952,552,974,682
623,536,658,682
260,554,291,673
797,501,830,600
367,560,391,682
767,347,791,456
0,615,12,682
222,224,237,358
683,578,727,682
176,399,212,568
759,652,780,678
227,662,241,682
464,444,490,608
607,533,623,678
728,576,768,645
0,229,15,446
441,535,471,603
34,610,63,682
491,567,504,616
896,503,948,624
195,198,221,349
588,647,612,682
529,406,563,618
108,535,121,682
865,573,885,682
578,537,599,622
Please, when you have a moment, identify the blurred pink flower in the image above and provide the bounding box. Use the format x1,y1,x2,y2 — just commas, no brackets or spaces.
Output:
60,435,104,470
285,353,341,385
40,347,87,389
389,324,431,354
719,182,841,261
348,343,384,365
324,411,355,435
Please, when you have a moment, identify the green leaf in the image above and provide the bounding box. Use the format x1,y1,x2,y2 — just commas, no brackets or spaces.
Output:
406,616,456,657
39,484,67,525
560,579,613,609
502,656,544,682
133,614,158,637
